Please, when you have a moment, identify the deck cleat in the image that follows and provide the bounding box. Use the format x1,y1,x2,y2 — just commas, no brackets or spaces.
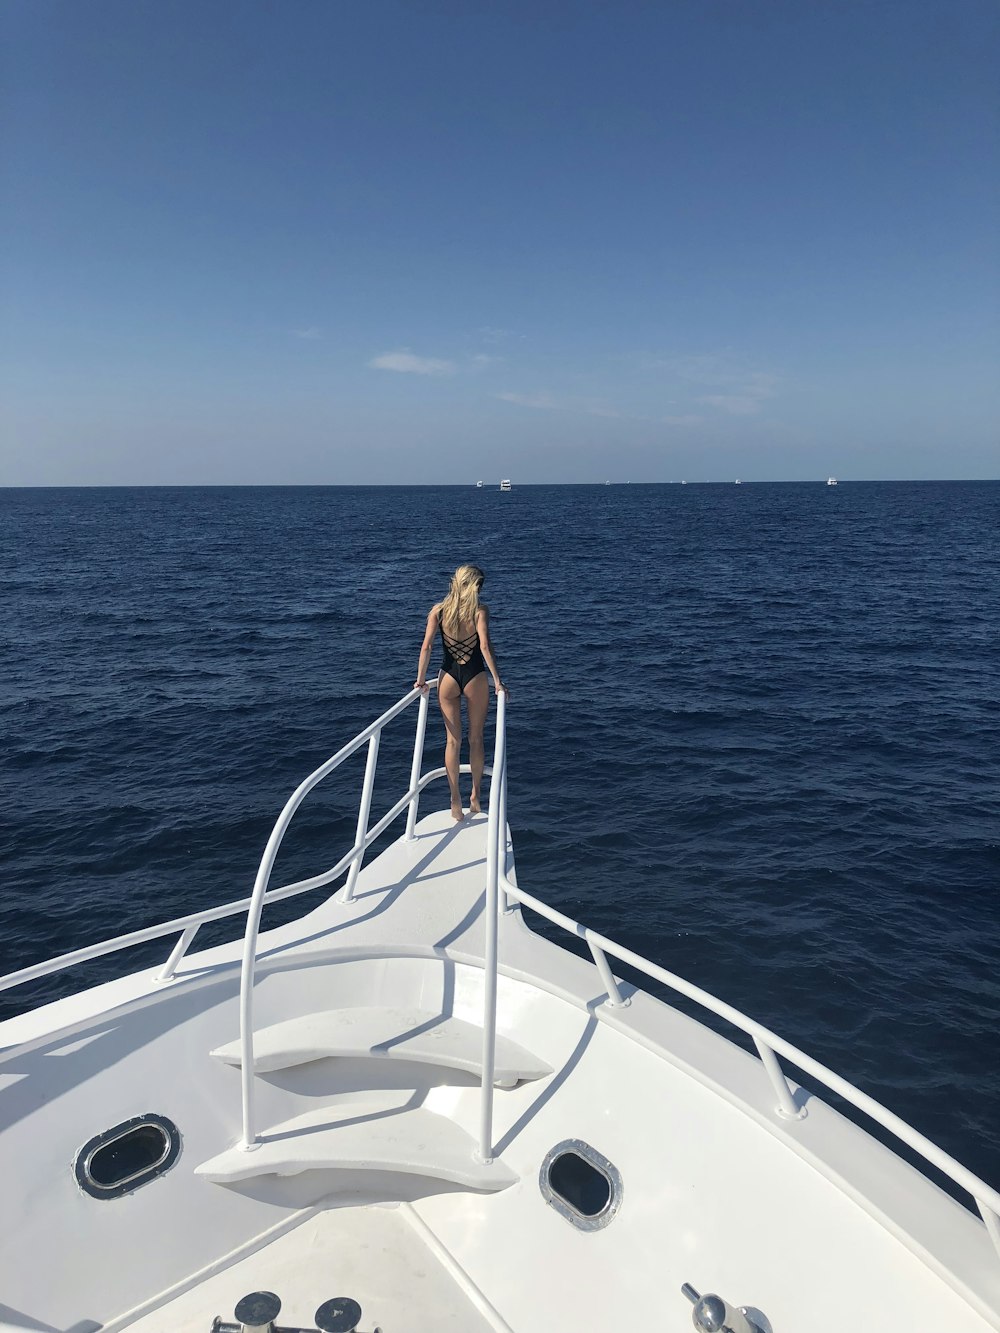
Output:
682,1283,770,1333
314,1298,363,1332
211,1289,282,1333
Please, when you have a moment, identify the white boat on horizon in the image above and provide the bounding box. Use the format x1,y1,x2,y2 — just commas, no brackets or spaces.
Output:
827,477,838,486
2,687,1000,1332
476,480,483,488
499,478,511,491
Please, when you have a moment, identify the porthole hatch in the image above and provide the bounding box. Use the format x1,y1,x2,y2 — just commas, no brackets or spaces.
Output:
539,1139,623,1231
75,1114,180,1199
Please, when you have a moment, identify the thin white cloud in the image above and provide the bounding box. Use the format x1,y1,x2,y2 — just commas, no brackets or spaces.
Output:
638,351,781,417
494,391,562,410
290,327,323,340
478,326,520,343
495,391,639,421
368,350,457,376
696,394,763,416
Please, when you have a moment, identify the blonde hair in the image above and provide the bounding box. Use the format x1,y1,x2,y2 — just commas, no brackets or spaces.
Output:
440,564,485,636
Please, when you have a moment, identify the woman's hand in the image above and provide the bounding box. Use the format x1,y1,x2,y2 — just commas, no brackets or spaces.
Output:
494,679,511,698
413,679,430,693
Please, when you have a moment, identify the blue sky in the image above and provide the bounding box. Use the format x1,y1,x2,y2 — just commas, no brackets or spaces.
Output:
2,0,997,484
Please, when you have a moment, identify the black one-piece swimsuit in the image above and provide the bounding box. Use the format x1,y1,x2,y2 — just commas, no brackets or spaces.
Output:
439,626,486,694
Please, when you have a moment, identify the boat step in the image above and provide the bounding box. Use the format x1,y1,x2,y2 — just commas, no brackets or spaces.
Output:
210,1006,552,1084
195,1100,518,1191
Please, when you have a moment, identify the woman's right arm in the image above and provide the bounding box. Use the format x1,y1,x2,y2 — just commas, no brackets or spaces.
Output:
414,605,439,690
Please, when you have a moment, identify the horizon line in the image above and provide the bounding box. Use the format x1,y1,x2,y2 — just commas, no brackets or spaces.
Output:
2,478,999,491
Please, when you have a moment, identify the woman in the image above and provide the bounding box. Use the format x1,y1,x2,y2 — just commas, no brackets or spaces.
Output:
414,564,508,822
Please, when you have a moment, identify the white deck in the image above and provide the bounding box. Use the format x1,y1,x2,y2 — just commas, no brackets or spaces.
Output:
2,809,1000,1332
123,1203,508,1333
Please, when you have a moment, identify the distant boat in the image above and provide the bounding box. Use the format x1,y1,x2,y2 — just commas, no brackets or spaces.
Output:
476,480,483,488
735,479,742,485
827,477,838,486
605,480,611,486
499,479,511,492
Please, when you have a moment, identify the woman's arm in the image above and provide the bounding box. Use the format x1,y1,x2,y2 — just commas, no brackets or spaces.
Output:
414,605,439,689
477,606,509,695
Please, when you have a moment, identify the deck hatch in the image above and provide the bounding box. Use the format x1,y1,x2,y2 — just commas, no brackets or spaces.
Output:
75,1113,180,1199
539,1138,622,1231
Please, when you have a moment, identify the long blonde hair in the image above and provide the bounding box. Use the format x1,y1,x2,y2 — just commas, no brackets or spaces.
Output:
440,564,485,636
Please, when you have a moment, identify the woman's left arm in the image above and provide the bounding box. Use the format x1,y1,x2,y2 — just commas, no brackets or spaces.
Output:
477,606,509,696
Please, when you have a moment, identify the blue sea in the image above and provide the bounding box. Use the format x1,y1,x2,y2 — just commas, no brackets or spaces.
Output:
2,482,998,1194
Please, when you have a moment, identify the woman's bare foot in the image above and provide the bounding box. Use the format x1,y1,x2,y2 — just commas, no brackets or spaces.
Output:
450,798,464,822
469,794,481,815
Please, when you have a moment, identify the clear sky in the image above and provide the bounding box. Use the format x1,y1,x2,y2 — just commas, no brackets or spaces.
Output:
2,0,997,484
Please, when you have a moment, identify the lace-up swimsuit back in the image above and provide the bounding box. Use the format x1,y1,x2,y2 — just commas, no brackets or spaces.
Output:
440,621,486,694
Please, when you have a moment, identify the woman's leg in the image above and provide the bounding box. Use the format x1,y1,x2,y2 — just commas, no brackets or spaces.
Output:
437,671,465,821
465,672,489,815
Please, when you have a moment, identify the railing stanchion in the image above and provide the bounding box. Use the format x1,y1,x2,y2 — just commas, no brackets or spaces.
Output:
498,753,511,912
405,690,430,841
477,691,506,1165
156,925,200,982
752,1037,804,1120
588,940,627,1007
977,1201,1000,1262
344,731,381,902
239,824,290,1150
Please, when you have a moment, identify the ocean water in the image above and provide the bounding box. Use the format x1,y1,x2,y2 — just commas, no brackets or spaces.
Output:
2,481,998,1193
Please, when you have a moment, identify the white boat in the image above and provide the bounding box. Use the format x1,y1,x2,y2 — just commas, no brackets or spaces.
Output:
499,479,511,491
476,480,483,488
3,687,1000,1333
735,479,742,485
827,477,838,486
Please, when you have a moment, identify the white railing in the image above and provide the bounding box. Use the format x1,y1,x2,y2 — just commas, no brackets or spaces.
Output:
2,684,493,1160
476,694,1000,1260
5,687,999,1262
476,690,506,1164
0,685,443,1005
236,682,463,1149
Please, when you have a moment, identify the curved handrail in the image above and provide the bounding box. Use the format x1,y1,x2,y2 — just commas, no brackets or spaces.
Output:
0,691,436,1001
237,685,433,1149
493,862,1000,1250
0,747,477,1001
474,694,1000,1256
